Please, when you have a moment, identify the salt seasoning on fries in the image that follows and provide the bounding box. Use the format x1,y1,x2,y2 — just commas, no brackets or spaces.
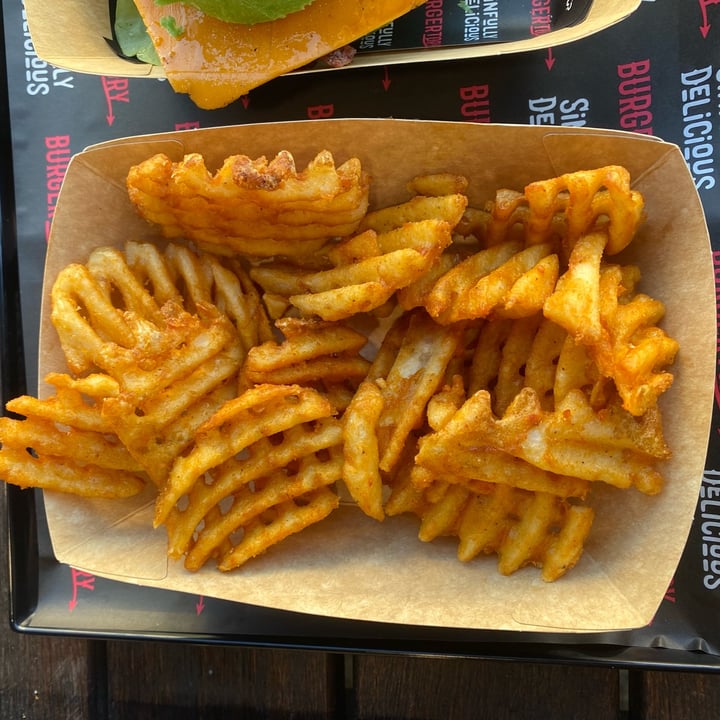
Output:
0,150,679,583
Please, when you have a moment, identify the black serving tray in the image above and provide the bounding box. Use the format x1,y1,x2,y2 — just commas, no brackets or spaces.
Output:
4,0,720,668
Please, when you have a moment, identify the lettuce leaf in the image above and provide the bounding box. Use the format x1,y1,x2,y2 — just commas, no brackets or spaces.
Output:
153,0,316,25
113,0,161,64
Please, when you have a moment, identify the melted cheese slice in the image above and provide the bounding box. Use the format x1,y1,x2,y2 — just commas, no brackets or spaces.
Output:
133,0,427,110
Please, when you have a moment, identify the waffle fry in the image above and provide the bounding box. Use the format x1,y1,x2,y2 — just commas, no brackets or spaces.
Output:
456,486,594,582
425,241,559,324
368,310,464,474
385,425,593,581
249,190,467,321
544,243,679,415
155,384,338,526
158,384,342,570
443,387,667,494
127,150,370,258
242,317,370,391
477,166,644,254
251,218,457,321
342,379,386,521
174,429,343,570
0,374,147,498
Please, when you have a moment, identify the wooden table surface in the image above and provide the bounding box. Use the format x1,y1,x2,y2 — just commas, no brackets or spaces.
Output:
1,489,719,718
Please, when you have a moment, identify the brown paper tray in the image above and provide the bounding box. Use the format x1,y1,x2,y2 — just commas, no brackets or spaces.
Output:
39,119,714,634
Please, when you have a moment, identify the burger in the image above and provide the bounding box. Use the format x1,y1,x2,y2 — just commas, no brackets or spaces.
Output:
113,0,427,110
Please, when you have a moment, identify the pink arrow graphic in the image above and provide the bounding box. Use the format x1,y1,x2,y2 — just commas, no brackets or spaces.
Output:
700,0,720,37
545,48,555,71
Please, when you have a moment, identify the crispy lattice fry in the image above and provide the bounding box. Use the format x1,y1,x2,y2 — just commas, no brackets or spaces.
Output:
368,310,464,474
543,231,607,345
0,374,147,498
456,486,594,582
522,165,645,254
341,379,386,521
158,384,342,570
479,166,644,255
406,172,470,198
155,384,338,526
447,387,669,494
127,150,370,258
385,430,593,581
125,241,274,353
358,193,468,234
424,240,559,324
545,248,679,415
51,243,250,485
594,264,679,416
242,317,370,389
416,374,590,499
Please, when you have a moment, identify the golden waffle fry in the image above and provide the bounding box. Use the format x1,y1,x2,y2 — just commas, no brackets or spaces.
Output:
165,416,343,562
456,486,595,582
155,384,338,526
0,374,146,498
522,165,645,254
545,246,679,415
342,379,386,521
243,317,370,387
358,193,468,234
369,310,464,474
594,264,679,416
51,243,251,486
126,241,274,353
214,483,340,573
543,231,607,345
127,150,370,258
385,429,593,581
406,173,470,198
168,429,343,572
451,387,668,494
415,374,590,499
162,386,342,571
425,240,559,324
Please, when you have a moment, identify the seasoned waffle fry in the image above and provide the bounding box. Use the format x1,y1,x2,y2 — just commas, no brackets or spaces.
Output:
478,166,644,255
544,242,679,415
165,416,343,561
594,264,679,416
342,379,386,521
158,384,342,570
243,318,370,387
385,427,593,581
155,384,337,526
425,241,559,324
445,387,668,494
456,486,595,582
369,310,464,474
127,150,370,258
0,374,147,498
522,165,645,254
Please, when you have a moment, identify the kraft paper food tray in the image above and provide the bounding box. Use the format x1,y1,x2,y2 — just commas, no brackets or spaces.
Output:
38,120,714,633
25,0,641,79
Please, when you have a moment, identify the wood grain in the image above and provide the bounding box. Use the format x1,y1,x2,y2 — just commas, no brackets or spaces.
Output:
353,654,620,720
